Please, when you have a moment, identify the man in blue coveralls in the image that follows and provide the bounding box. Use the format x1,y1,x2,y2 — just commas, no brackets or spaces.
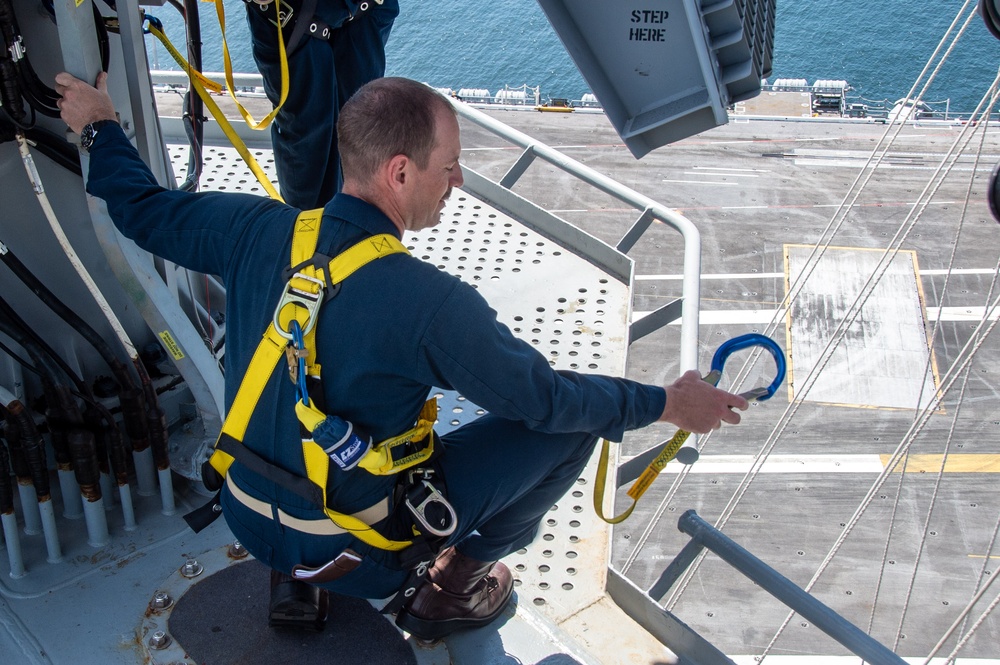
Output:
55,71,749,641
245,0,398,209
245,0,398,621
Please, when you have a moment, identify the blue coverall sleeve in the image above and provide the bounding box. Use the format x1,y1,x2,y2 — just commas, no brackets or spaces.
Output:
84,124,290,279
417,280,666,442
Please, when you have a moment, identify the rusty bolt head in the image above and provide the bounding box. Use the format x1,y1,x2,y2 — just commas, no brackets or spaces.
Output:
180,559,204,578
150,591,173,611
229,541,248,559
148,630,171,649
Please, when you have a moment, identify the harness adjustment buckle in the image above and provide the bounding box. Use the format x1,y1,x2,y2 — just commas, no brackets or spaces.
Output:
405,479,457,538
273,272,326,339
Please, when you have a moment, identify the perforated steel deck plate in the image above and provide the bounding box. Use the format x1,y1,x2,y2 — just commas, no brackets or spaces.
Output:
168,144,634,624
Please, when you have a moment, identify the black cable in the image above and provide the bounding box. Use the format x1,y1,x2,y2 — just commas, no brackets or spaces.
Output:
0,241,151,455
179,0,205,192
0,307,102,498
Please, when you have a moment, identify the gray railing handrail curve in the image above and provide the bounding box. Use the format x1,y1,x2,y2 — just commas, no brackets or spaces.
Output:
446,97,702,372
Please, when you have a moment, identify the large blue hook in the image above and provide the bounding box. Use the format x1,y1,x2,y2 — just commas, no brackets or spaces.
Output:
707,332,787,401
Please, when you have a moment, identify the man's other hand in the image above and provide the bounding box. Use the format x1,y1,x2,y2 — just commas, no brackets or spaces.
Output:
660,369,749,434
54,71,117,135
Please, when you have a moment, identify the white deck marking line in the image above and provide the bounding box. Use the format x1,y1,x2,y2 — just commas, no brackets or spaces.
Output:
691,166,773,172
636,272,784,281
682,172,761,177
662,179,741,185
620,454,886,474
631,307,997,324
634,265,984,281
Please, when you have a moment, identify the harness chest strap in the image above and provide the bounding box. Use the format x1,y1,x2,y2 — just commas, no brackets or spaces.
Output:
206,208,436,551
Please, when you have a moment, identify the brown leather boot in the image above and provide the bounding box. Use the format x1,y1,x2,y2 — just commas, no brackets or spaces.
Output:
395,547,514,640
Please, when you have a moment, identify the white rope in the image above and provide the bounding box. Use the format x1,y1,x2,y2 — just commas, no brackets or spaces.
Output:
922,535,1000,663
869,77,1000,642
16,133,139,362
665,9,995,616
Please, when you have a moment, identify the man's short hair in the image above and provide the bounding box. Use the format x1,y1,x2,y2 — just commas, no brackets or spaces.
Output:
338,77,456,184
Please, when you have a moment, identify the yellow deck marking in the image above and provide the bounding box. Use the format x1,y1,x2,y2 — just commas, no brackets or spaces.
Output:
880,453,1000,473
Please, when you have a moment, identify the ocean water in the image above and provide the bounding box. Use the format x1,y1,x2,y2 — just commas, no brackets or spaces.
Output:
145,0,999,114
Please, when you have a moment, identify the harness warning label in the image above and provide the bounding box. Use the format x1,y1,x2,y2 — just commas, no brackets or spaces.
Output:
629,9,670,41
158,330,185,361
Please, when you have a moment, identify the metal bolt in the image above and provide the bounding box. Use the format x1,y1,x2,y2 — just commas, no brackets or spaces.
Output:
148,630,171,649
150,591,173,611
229,541,248,559
181,559,204,578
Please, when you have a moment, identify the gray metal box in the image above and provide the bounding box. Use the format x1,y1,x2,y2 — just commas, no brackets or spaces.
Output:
538,0,775,158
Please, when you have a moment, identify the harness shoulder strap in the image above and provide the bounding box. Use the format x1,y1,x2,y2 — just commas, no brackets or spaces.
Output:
198,209,413,549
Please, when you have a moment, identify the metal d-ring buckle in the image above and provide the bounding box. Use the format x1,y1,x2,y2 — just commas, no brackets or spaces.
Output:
405,479,457,538
272,272,325,340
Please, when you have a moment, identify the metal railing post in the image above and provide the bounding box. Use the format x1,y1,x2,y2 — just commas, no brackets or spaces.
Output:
662,511,908,665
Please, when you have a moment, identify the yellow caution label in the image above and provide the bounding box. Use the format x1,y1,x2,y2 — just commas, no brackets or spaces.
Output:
158,330,185,361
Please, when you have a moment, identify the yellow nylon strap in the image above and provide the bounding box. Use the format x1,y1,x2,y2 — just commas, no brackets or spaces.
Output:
209,212,414,550
594,372,720,524
302,440,412,550
214,0,289,130
210,323,289,479
593,429,693,524
147,25,283,201
282,208,324,371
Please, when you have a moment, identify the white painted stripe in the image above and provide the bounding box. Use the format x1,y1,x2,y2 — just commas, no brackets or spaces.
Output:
926,306,1000,321
682,172,761,178
631,306,997,325
662,179,741,186
692,166,773,173
632,310,786,325
922,268,998,275
635,272,784,281
634,266,986,282
624,454,886,474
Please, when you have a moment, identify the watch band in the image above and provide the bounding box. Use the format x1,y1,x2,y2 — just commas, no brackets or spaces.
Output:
80,119,118,153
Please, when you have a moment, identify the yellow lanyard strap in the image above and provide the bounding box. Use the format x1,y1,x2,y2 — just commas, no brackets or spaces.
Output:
214,0,289,130
147,24,283,201
593,371,721,525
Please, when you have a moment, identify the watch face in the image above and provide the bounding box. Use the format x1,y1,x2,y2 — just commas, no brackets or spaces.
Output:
81,124,97,151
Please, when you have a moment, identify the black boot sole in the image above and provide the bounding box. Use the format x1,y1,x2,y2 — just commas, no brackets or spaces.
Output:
269,580,330,631
395,594,513,641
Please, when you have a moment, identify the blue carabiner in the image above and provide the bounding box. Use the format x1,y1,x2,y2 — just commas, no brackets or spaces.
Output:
709,333,786,401
290,320,310,406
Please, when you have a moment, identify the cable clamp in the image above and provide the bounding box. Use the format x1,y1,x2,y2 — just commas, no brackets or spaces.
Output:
8,36,25,62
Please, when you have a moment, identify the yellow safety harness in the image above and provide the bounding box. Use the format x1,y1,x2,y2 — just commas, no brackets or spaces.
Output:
195,209,440,551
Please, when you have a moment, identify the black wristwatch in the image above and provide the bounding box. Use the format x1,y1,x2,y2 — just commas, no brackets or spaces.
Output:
80,119,118,153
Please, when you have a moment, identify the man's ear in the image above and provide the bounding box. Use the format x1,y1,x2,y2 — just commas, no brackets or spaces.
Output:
385,154,410,191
